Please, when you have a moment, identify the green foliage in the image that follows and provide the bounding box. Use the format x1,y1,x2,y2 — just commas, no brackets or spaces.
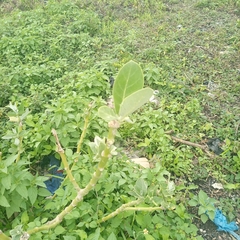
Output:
0,0,239,239
188,190,216,223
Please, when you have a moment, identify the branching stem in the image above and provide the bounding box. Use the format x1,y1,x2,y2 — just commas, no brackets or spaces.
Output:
51,129,81,192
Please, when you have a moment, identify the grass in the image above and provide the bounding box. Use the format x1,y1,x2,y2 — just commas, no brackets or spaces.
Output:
0,0,239,239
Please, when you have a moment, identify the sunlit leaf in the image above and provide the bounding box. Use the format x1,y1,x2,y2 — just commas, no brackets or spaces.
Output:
107,232,117,240
134,178,148,197
28,186,38,205
98,106,118,122
113,61,144,113
0,195,10,207
119,88,153,118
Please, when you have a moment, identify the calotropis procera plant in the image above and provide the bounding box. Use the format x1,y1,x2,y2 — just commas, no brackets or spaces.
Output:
0,60,155,240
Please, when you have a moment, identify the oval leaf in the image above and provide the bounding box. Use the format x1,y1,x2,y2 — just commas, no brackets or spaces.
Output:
98,106,118,122
119,88,153,118
113,61,144,113
0,195,10,207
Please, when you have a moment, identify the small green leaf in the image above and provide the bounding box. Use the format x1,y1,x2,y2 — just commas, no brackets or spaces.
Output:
207,210,215,221
113,61,144,114
0,195,10,207
188,199,198,207
1,174,11,190
21,211,29,224
107,232,117,240
144,234,155,240
198,206,206,215
38,187,51,197
200,213,209,223
28,186,38,205
55,225,66,235
5,154,18,166
16,184,28,199
98,106,118,122
198,190,208,205
55,114,62,128
89,227,100,240
134,178,148,197
224,183,239,190
119,88,153,118
75,230,87,239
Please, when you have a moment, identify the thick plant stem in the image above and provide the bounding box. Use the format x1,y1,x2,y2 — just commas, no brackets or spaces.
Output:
98,199,142,223
0,231,10,240
26,123,119,237
52,129,81,192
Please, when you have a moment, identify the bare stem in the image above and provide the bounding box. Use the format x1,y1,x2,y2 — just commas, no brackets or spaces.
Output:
98,199,142,223
51,129,81,192
76,103,93,154
16,121,23,163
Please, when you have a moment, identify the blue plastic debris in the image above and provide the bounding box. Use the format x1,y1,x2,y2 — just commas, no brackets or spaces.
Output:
44,155,64,194
213,209,240,240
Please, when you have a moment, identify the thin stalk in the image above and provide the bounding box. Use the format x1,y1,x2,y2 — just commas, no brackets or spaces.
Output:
72,103,92,170
16,121,23,163
51,129,81,192
98,199,142,223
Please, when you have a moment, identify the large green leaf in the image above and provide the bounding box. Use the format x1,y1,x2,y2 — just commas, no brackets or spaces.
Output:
119,88,153,118
98,106,118,122
113,61,144,114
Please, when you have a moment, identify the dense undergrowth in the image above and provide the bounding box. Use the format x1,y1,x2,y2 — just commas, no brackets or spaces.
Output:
0,0,239,239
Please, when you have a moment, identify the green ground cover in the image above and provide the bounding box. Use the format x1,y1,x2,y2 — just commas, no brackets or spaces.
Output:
0,0,239,239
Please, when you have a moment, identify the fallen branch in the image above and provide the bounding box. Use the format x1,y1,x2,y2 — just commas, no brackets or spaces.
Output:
167,133,214,158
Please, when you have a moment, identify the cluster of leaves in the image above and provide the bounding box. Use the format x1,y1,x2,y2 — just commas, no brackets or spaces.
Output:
0,0,239,239
0,1,102,106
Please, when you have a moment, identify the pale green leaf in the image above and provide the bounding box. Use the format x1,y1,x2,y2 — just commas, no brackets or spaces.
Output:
145,234,155,240
5,154,17,166
119,88,153,118
0,195,10,207
38,187,51,196
134,178,148,197
1,174,11,190
107,232,117,240
28,186,38,205
113,61,144,113
98,106,118,122
55,225,66,235
200,214,208,223
16,184,28,199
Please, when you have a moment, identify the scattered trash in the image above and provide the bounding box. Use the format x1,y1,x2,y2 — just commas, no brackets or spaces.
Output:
212,182,224,189
131,157,150,168
149,90,159,106
213,209,240,240
43,155,64,194
203,80,219,91
207,138,223,155
109,76,115,88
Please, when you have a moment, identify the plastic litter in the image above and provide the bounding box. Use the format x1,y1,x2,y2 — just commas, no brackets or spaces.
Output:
213,209,240,240
43,155,64,194
207,138,223,155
